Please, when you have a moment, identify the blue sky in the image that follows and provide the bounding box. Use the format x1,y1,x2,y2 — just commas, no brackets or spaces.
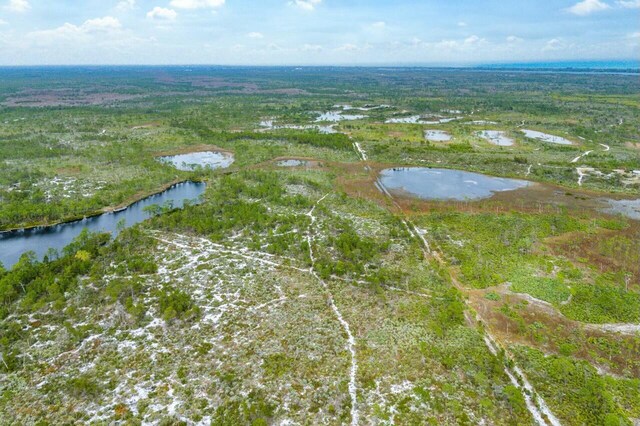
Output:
0,0,638,65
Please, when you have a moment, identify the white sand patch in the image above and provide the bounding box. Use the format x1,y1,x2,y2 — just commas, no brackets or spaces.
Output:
305,194,359,426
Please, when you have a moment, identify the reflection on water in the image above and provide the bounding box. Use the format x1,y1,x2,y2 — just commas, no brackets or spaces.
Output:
277,159,311,167
0,181,206,269
521,130,573,145
378,168,530,201
600,198,640,220
477,130,514,146
425,130,452,142
315,111,366,122
158,151,234,171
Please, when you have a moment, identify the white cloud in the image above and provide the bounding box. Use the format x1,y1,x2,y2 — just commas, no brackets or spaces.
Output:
116,0,136,12
543,38,565,51
247,32,264,39
289,0,321,11
616,0,640,7
457,21,467,27
423,35,488,53
4,0,30,13
0,18,7,25
335,43,359,52
266,43,283,51
628,32,640,38
147,7,177,21
371,21,386,30
26,17,122,45
82,16,122,31
465,35,480,44
301,43,322,51
567,0,611,15
169,0,225,9
507,35,523,43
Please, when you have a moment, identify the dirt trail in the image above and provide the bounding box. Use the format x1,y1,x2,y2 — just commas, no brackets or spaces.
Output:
571,150,593,163
305,195,359,426
361,140,562,425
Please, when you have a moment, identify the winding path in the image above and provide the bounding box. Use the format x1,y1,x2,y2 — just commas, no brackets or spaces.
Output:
364,140,562,425
306,195,359,426
576,168,589,186
571,150,593,164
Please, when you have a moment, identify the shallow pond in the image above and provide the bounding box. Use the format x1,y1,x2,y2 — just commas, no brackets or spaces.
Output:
466,120,498,125
386,115,461,124
600,198,640,220
334,104,391,111
476,130,514,146
378,168,530,201
260,120,337,134
386,115,422,124
521,129,573,145
0,181,206,269
315,111,366,122
425,130,452,142
277,159,311,167
159,151,234,171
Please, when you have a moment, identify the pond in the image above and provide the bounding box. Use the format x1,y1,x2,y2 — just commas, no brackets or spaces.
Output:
277,159,312,167
386,115,422,124
466,120,498,125
476,130,514,146
425,130,452,142
259,120,337,134
385,115,461,124
0,181,206,270
158,151,234,171
378,168,531,201
521,130,573,145
600,198,640,220
334,104,391,111
315,111,366,122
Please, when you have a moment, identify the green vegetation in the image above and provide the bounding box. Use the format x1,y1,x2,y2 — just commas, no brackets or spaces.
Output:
0,67,638,424
513,346,634,426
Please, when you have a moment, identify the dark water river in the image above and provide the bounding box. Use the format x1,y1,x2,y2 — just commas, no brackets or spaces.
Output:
0,181,206,270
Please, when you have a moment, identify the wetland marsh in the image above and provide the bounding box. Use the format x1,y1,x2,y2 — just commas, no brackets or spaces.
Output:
1,66,639,426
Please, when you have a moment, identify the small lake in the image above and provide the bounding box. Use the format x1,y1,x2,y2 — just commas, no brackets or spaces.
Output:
521,130,573,145
158,151,234,171
378,168,531,201
0,181,206,270
425,130,452,142
477,130,514,146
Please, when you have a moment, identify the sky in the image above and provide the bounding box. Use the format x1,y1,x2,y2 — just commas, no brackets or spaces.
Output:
0,0,638,65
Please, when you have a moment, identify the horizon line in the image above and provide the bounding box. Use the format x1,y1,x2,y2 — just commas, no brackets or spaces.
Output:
0,59,638,70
